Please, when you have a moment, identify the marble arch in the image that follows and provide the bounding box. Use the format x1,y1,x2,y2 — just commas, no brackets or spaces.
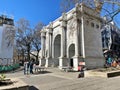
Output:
39,3,105,71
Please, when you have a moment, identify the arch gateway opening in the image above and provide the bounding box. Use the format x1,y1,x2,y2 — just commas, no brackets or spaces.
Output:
68,44,75,67
53,34,61,67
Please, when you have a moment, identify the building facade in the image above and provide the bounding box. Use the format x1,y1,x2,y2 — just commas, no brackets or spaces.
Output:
101,20,120,58
0,15,15,65
39,3,104,71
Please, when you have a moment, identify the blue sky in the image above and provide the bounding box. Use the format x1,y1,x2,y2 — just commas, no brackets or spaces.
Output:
0,0,120,28
0,0,61,26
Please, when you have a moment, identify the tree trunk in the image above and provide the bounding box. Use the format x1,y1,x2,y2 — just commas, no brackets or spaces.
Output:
27,44,31,61
36,52,39,61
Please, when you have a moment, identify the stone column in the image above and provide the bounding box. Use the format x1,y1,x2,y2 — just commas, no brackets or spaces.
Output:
81,16,85,58
52,37,54,58
79,3,85,58
73,16,80,71
41,31,46,58
74,16,80,57
49,32,52,57
39,31,46,66
72,5,80,71
59,26,65,69
45,23,53,67
59,13,68,69
60,26,66,57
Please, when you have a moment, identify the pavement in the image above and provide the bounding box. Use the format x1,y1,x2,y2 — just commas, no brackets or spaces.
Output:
4,67,120,90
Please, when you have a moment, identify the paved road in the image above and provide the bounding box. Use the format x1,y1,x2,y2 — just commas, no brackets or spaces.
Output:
5,68,120,90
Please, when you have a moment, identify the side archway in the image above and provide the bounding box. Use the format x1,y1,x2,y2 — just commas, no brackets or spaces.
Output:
53,34,61,66
68,44,75,67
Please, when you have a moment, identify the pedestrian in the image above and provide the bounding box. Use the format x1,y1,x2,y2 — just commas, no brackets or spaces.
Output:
30,60,34,74
78,65,85,78
107,56,113,67
24,61,29,75
24,62,27,75
26,61,30,74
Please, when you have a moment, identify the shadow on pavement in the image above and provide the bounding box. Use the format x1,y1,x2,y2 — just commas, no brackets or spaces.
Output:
29,86,39,90
33,71,52,75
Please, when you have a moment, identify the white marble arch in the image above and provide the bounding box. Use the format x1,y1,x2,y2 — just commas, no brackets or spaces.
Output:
39,3,105,71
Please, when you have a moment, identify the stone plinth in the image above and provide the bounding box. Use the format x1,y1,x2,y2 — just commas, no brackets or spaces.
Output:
0,78,29,90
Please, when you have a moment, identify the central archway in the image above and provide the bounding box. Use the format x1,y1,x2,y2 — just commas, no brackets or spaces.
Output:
68,44,75,67
53,34,61,66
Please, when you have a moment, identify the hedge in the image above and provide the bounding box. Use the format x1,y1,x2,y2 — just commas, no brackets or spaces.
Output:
0,63,20,72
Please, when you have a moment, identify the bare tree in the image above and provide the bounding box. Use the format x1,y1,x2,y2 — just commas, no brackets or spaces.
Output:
16,18,33,61
16,19,45,62
31,22,45,61
15,37,27,60
60,0,120,23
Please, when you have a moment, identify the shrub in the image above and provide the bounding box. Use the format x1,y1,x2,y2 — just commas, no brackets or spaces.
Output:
0,74,6,81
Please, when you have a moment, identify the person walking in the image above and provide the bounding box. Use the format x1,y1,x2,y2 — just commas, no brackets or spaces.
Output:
78,65,85,78
30,60,34,74
26,61,30,74
24,62,27,75
107,56,113,67
24,61,30,75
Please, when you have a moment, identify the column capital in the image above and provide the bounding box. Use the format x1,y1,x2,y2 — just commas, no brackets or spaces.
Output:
59,13,67,28
47,22,53,29
47,30,53,34
73,13,79,20
59,13,67,21
46,22,53,34
41,31,46,37
72,14,81,24
72,3,80,15
60,21,67,28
